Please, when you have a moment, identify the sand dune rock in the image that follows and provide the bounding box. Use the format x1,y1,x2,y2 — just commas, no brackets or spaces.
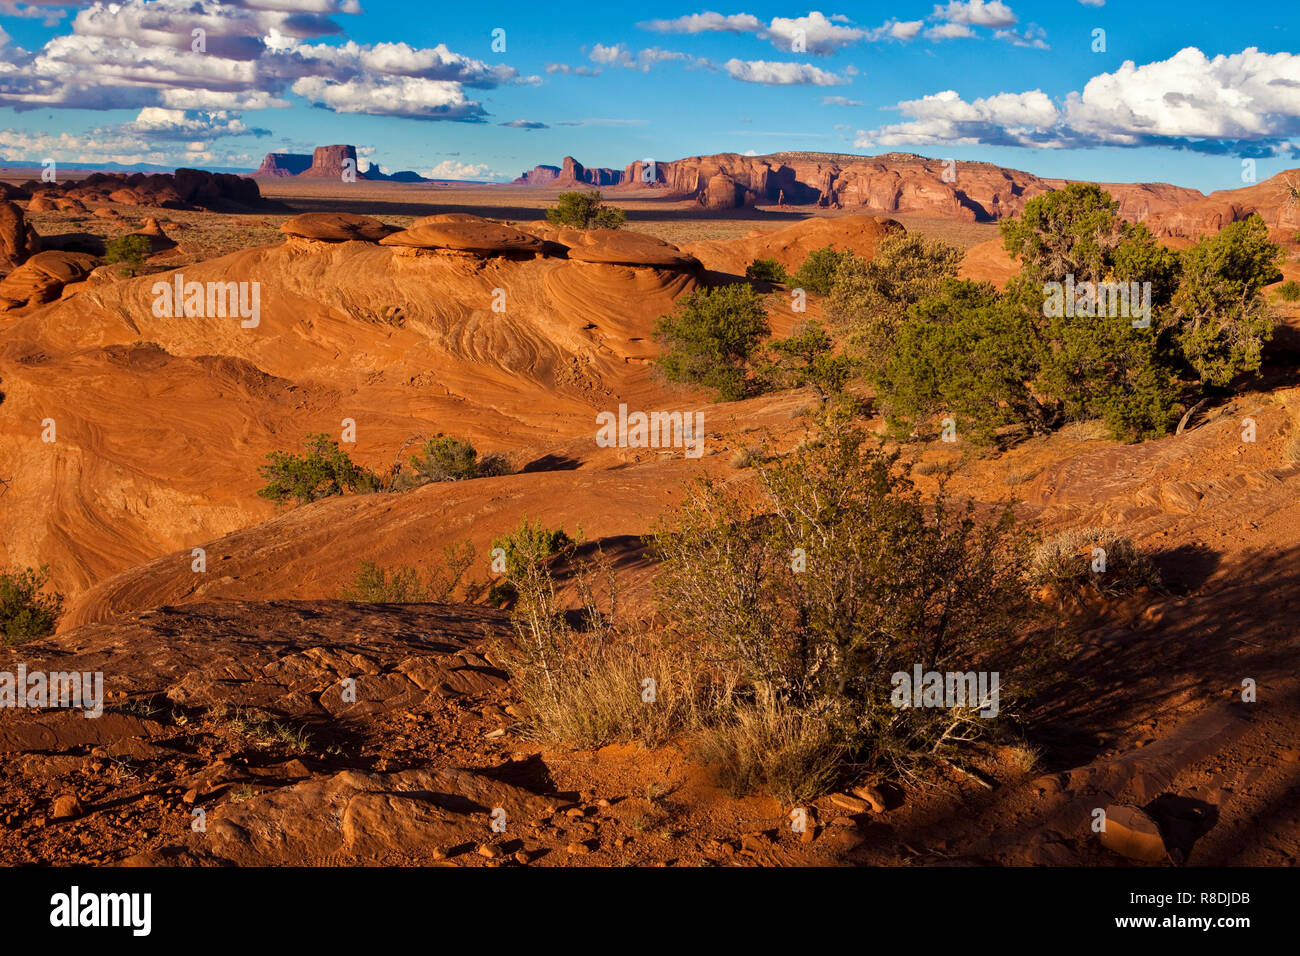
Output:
279,212,398,242
379,220,545,255
550,227,700,269
682,213,902,275
0,250,97,308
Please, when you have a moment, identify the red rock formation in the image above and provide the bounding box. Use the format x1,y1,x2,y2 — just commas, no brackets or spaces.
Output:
512,165,561,185
297,145,360,179
554,156,624,188
24,169,274,212
0,199,39,270
254,152,313,177
1143,171,1300,240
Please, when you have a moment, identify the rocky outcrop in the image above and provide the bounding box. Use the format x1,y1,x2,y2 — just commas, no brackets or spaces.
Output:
279,212,399,242
379,219,544,255
1144,171,1300,240
254,152,313,177
299,144,360,179
554,156,624,188
0,250,98,309
512,164,561,185
22,169,276,212
0,199,39,270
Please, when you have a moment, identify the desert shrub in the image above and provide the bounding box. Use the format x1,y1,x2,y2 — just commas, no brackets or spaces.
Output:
1030,528,1162,596
790,245,856,297
489,521,711,748
476,452,511,477
257,434,378,505
1277,280,1300,302
340,542,476,603
745,258,788,284
545,189,626,230
826,232,962,372
0,565,63,645
653,284,770,401
653,406,1043,787
1170,216,1283,387
696,700,845,803
104,234,151,275
759,320,854,399
1000,183,1126,285
874,280,1045,445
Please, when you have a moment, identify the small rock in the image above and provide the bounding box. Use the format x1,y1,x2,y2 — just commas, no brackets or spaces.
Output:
851,785,886,813
430,846,447,861
51,794,84,820
514,849,531,865
800,826,816,844
1099,804,1168,863
741,831,771,853
595,798,611,808
830,793,868,814
477,843,503,860
564,807,585,819
566,841,591,855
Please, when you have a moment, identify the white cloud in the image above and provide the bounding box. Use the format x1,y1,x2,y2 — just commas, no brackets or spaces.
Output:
588,43,706,71
427,159,503,180
931,1,1017,27
855,47,1300,156
763,12,865,55
639,12,763,34
924,22,976,41
291,75,485,120
996,25,1048,49
823,95,863,106
723,58,849,86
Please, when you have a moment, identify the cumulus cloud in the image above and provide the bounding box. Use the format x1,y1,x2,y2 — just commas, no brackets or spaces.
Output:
931,1,1017,27
291,74,486,120
641,10,927,53
588,43,706,71
924,22,976,41
427,159,503,180
855,47,1300,156
0,0,526,122
724,58,849,86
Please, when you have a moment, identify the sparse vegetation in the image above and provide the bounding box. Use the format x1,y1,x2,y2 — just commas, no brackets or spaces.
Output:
395,435,510,489
1030,528,1162,596
104,234,151,276
0,565,63,645
653,284,770,401
1277,280,1300,302
545,189,626,230
759,320,854,400
257,434,378,505
340,541,477,603
745,258,788,284
790,245,855,296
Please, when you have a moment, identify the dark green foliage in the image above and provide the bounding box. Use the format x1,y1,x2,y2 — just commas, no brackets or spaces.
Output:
791,245,856,296
257,434,378,506
653,284,771,401
760,320,854,399
1170,215,1283,386
745,258,788,284
999,183,1124,284
876,281,1045,445
104,235,151,275
545,190,626,229
0,565,63,645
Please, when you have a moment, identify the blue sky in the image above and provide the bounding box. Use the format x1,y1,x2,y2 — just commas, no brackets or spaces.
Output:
0,1,1296,192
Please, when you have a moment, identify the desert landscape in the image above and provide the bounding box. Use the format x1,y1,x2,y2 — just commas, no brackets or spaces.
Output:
0,3,1296,932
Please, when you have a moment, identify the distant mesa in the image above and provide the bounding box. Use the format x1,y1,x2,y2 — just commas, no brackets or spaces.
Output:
510,150,1300,240
20,168,280,213
254,144,431,183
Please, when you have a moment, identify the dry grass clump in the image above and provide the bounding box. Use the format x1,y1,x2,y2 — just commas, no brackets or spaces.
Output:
1030,528,1161,596
695,701,845,803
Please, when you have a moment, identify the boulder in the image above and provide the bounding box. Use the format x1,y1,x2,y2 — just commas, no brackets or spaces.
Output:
278,212,398,242
0,199,39,269
1099,804,1168,863
556,228,700,269
0,250,98,309
124,217,178,254
379,220,544,255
